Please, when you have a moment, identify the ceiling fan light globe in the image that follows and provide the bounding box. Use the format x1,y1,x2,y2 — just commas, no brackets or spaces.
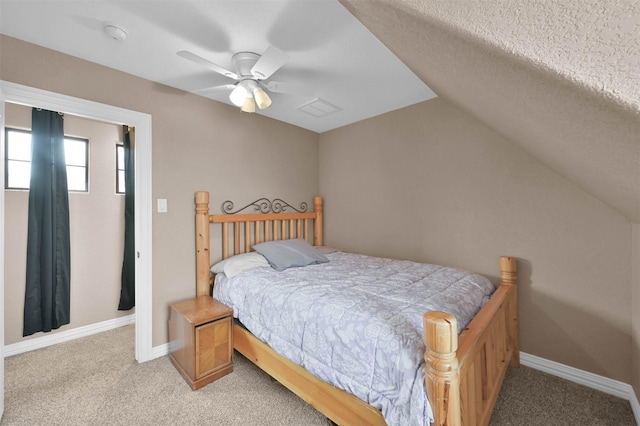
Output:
229,85,247,107
253,88,272,110
241,97,256,113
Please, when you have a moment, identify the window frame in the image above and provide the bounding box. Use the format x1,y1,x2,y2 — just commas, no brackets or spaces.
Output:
4,127,89,192
116,143,125,194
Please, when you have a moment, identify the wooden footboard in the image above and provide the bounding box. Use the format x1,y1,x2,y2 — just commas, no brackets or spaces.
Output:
194,191,519,425
426,256,518,426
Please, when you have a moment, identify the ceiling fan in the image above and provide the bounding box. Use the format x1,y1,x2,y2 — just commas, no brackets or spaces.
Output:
177,46,292,113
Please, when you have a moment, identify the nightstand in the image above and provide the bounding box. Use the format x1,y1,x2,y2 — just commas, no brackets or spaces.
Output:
168,295,233,390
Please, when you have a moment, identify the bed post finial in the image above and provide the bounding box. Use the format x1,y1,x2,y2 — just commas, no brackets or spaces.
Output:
313,196,323,246
195,191,210,297
499,256,519,367
499,256,516,286
424,311,461,426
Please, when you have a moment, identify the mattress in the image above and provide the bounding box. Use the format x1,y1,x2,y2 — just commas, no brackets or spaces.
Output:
213,250,495,425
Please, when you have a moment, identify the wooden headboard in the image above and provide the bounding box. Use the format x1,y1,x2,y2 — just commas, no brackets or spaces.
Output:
195,191,324,297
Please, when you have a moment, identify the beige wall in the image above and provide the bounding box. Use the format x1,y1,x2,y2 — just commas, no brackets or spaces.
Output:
4,103,129,345
0,35,320,346
633,224,640,396
319,98,633,383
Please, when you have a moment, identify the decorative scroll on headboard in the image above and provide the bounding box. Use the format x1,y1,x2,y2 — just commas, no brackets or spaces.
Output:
221,198,308,214
213,197,320,255
195,191,324,297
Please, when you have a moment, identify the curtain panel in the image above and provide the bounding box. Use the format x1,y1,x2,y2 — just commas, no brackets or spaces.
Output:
24,108,71,336
118,125,135,310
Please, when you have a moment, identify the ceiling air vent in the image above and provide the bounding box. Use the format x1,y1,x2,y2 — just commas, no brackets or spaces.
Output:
297,98,341,118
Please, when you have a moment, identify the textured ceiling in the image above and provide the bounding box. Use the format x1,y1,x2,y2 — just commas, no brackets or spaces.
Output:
398,0,640,112
340,0,640,222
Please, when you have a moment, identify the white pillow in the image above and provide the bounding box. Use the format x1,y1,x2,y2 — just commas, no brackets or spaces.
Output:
210,252,270,278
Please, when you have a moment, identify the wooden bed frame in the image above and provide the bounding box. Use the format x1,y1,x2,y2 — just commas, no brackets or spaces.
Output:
195,191,519,426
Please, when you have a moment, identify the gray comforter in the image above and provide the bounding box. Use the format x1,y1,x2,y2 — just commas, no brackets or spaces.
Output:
213,251,495,425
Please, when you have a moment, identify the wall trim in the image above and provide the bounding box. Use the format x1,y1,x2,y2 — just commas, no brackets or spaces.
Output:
3,314,135,357
0,83,5,417
5,317,172,362
521,352,639,424
152,342,171,360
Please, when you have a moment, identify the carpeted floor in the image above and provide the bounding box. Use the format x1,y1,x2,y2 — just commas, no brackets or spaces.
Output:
492,363,636,425
1,325,636,425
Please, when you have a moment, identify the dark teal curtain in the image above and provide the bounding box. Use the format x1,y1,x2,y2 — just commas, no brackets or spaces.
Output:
24,108,71,336
118,126,135,310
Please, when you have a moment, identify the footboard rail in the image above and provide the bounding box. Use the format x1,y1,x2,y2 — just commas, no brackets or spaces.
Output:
425,256,518,426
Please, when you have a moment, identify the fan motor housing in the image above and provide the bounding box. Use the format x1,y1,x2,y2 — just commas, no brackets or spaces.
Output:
232,52,260,78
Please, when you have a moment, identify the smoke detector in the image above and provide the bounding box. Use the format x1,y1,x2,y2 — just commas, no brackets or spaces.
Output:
103,24,128,42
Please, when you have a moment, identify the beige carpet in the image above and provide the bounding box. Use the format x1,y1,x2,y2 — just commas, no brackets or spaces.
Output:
2,325,636,425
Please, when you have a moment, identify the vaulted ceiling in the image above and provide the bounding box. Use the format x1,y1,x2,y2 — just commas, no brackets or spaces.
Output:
340,0,640,223
1,0,638,222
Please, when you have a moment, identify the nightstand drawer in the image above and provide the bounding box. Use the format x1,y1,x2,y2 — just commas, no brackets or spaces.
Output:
196,316,232,379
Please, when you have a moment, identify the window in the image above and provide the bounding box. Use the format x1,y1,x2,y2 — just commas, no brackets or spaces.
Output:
5,129,31,189
5,128,89,192
64,136,89,191
116,144,125,194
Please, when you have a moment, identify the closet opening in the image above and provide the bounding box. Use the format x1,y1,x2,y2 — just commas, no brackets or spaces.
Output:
1,81,153,367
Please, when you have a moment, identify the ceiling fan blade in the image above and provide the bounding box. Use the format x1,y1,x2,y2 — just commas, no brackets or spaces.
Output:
177,51,238,80
262,81,313,97
193,84,236,96
251,46,289,80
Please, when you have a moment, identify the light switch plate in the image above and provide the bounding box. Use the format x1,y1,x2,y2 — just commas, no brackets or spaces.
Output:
157,198,168,213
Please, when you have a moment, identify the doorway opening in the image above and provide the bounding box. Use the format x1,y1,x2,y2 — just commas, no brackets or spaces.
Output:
1,81,153,363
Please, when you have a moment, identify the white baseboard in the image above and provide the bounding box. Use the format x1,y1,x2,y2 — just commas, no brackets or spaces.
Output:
151,342,171,360
521,352,640,425
3,314,135,357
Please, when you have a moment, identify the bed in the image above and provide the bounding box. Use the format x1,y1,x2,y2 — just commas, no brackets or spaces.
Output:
194,191,519,426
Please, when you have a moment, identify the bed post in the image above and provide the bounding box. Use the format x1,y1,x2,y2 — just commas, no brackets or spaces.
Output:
195,191,210,297
424,312,461,426
500,256,519,367
313,196,323,246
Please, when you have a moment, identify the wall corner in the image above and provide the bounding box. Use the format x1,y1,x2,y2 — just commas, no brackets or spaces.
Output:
631,224,640,400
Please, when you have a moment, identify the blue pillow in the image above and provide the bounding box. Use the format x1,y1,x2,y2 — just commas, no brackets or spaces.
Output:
252,239,329,271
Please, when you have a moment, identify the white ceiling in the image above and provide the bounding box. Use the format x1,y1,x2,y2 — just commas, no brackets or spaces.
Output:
0,0,436,133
